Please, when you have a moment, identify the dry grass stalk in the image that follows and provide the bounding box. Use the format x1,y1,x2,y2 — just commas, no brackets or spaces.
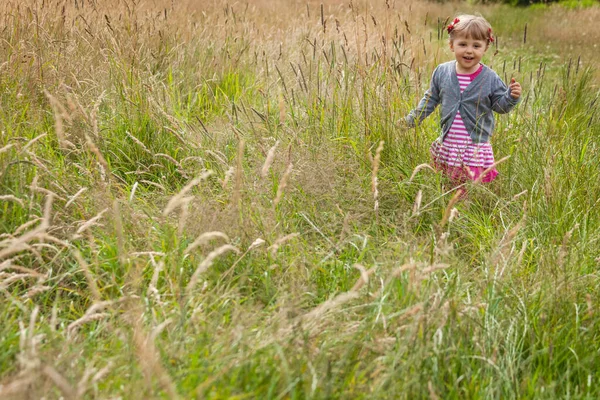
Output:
302,291,361,323
126,130,152,153
0,273,41,289
65,187,88,208
67,299,123,336
141,180,167,191
75,207,109,235
155,153,184,170
129,181,139,202
0,195,53,261
184,231,230,254
150,318,174,342
274,162,293,207
412,190,422,216
385,262,417,286
131,251,166,257
0,261,44,276
353,263,370,287
44,90,75,150
73,249,102,302
84,132,110,181
421,263,450,276
205,150,228,166
89,361,113,388
439,189,463,228
89,91,106,139
248,238,266,251
163,171,213,215
233,140,245,209
300,265,376,324
221,238,267,279
0,143,15,154
82,369,106,398
127,304,180,399
42,365,76,400
24,285,52,298
448,207,459,224
148,258,164,300
221,166,235,188
163,126,188,146
473,155,510,185
0,375,37,396
25,151,53,177
491,206,527,270
66,94,88,124
512,189,528,201
408,163,435,182
515,240,527,267
396,303,423,323
67,312,111,336
554,223,579,271
112,200,126,266
186,244,240,296
371,140,384,212
50,181,68,196
49,288,61,332
261,140,280,178
279,94,286,123
181,156,205,165
392,263,418,277
13,217,42,235
267,232,299,257
428,381,440,400
434,232,452,258
22,133,47,151
75,367,96,398
31,242,61,254
35,233,71,248
29,177,64,201
177,195,194,236
17,306,41,373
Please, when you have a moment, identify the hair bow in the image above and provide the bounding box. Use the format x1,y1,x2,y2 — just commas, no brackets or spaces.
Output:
447,18,459,34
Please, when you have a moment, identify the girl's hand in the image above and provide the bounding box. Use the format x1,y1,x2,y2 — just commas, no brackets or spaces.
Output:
509,78,522,99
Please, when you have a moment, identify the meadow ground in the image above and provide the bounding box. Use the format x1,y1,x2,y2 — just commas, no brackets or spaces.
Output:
1,0,600,398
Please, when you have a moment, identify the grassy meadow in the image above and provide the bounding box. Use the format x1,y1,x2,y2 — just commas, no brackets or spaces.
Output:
1,0,600,398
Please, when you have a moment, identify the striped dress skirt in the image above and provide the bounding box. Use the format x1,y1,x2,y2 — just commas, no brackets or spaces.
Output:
430,69,498,184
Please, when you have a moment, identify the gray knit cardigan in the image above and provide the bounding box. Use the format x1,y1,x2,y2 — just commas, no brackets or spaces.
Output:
405,61,519,143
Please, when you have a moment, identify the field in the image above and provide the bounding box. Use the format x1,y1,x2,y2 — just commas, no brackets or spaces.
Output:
1,0,600,398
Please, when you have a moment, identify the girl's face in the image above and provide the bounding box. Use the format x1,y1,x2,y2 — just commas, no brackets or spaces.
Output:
449,35,488,74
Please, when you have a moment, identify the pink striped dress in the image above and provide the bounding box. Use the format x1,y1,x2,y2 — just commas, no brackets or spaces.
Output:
430,65,498,183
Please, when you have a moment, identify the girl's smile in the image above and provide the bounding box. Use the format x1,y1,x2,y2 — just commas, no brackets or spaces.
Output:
450,36,488,74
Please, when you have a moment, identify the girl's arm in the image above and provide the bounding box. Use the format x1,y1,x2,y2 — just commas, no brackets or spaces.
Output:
490,73,520,114
404,67,441,126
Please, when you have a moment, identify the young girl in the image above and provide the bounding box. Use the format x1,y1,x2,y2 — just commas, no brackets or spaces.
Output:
405,14,521,186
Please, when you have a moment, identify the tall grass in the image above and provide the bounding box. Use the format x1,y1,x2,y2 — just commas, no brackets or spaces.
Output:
1,0,599,398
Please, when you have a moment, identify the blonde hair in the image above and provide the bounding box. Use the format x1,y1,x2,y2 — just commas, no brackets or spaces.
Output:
448,14,493,45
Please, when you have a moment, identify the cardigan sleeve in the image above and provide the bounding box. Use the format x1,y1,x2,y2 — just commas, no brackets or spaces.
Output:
405,66,441,126
490,73,520,114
